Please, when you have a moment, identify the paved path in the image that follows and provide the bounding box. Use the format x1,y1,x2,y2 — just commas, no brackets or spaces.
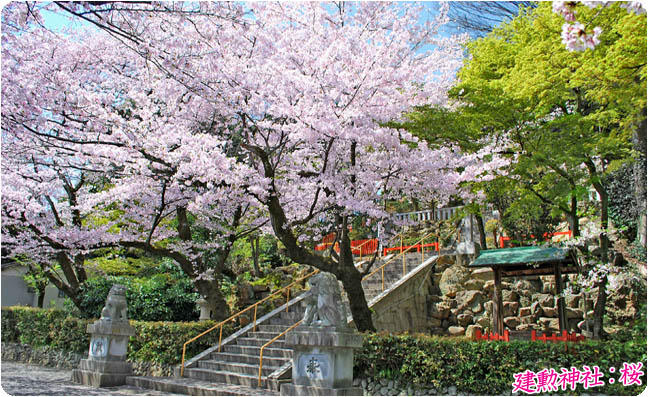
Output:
1,362,182,396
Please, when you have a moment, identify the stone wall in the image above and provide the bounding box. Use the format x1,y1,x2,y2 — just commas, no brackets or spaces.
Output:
369,254,601,337
1,343,175,377
370,263,435,334
352,376,468,396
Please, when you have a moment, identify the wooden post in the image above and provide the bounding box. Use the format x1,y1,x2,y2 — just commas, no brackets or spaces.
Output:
553,263,568,332
492,266,504,335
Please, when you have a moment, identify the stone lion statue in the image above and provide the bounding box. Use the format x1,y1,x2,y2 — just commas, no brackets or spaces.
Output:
100,284,129,323
302,272,347,327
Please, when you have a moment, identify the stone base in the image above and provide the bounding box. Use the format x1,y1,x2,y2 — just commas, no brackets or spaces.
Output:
78,358,133,373
281,384,363,396
71,369,132,387
71,359,133,387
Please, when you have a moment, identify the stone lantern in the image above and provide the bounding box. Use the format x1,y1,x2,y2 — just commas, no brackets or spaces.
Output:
72,284,135,387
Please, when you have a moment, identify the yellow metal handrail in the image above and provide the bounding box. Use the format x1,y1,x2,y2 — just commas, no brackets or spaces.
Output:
180,268,319,376
257,319,303,387
362,231,437,292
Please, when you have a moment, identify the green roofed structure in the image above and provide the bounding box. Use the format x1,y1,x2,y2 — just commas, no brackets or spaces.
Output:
469,246,581,335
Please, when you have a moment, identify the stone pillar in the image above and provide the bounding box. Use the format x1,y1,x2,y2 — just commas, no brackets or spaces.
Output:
281,325,363,396
280,271,363,396
72,284,135,387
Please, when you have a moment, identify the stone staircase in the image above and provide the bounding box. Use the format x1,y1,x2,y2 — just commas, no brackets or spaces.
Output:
360,252,432,303
126,251,438,395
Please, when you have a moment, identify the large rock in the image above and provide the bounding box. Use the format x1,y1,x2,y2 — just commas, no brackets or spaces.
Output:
476,315,491,328
538,317,560,331
504,317,520,329
503,302,520,317
541,306,557,317
532,293,555,308
429,302,451,320
457,313,474,327
439,265,471,297
470,268,494,281
456,290,485,312
484,280,512,295
514,279,541,297
464,279,485,291
519,315,536,325
565,294,581,308
502,290,519,302
519,307,532,317
448,326,466,336
566,308,584,319
436,255,455,272
465,324,483,340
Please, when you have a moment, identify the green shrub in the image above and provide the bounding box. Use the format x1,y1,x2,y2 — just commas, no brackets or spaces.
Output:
355,333,647,395
77,275,199,321
607,161,640,241
1,307,236,365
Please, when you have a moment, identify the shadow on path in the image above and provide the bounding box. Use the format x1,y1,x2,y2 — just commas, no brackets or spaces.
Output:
1,362,180,396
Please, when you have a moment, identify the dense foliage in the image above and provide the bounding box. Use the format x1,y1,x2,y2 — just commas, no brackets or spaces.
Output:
74,274,200,321
1,307,235,365
355,333,647,395
606,161,640,241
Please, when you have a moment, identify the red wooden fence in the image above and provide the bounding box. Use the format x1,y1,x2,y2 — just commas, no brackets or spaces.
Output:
531,330,585,343
382,242,439,256
474,329,585,343
498,230,573,248
474,329,509,341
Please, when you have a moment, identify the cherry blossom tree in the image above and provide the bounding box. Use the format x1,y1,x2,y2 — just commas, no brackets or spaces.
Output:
1,4,264,318
3,2,483,330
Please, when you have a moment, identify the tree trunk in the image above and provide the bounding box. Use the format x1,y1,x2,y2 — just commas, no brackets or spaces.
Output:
337,223,376,332
475,212,487,249
591,231,610,339
37,290,45,308
249,142,376,331
265,195,376,331
250,235,261,277
565,194,579,237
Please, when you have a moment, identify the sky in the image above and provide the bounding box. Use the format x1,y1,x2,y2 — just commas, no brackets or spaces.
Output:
37,1,465,37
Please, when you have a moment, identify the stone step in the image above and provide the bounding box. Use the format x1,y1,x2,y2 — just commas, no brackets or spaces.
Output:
183,367,266,388
256,324,297,333
237,337,286,348
268,316,301,326
247,331,286,340
209,352,289,367
198,360,281,377
125,376,279,396
223,344,293,359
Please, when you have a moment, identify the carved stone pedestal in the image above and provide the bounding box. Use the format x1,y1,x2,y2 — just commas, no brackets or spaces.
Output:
280,325,363,396
72,284,135,387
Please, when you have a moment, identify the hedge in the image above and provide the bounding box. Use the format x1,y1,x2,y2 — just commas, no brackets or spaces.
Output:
355,333,647,395
1,307,236,366
4,307,646,395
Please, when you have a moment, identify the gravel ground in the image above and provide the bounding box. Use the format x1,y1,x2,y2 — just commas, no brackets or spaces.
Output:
0,362,181,396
